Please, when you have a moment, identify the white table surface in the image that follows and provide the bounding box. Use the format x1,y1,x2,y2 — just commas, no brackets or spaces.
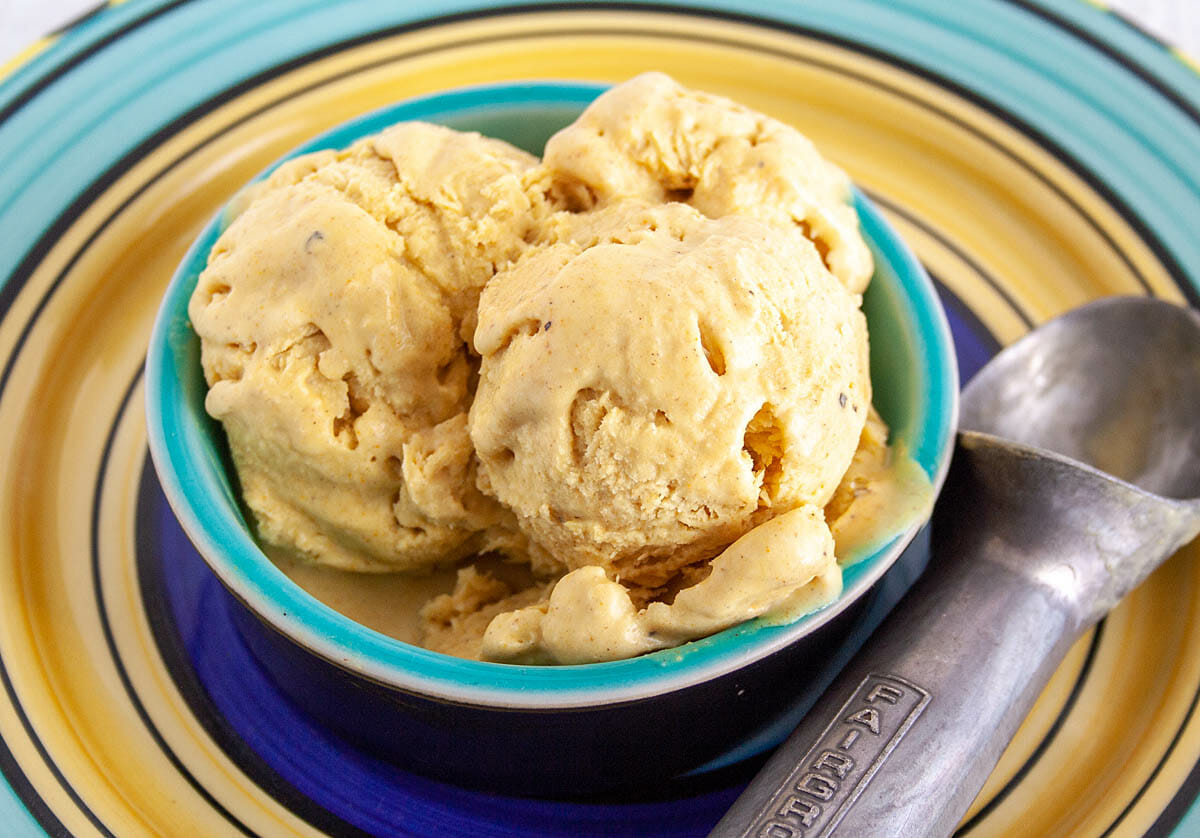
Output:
1,0,1198,68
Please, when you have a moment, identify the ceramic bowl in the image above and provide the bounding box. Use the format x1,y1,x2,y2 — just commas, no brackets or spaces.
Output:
145,81,958,796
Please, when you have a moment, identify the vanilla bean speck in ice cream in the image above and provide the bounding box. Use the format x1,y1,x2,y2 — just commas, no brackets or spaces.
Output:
189,73,931,665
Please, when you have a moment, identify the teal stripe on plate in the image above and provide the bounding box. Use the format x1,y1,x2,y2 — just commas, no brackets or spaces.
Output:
1174,798,1200,837
0,776,47,837
1034,0,1200,83
720,0,1200,290
3,0,1200,306
2,0,1200,831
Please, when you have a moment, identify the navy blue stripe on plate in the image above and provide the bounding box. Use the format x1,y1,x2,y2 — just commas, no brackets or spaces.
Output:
0,5,1192,834
134,444,376,837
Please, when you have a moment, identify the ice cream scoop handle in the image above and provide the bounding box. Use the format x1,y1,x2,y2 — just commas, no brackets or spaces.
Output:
709,541,1082,838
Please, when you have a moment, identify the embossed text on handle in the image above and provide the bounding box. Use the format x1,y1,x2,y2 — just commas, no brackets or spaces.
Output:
741,674,932,837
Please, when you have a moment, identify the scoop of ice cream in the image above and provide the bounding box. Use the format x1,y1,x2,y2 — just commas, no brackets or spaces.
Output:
825,406,934,563
469,201,871,593
542,72,873,293
192,76,899,665
482,505,843,664
189,124,549,571
419,565,553,660
254,121,553,331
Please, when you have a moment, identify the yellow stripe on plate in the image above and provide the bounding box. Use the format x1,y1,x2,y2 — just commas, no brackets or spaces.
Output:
1172,47,1200,76
0,37,57,82
0,10,1196,834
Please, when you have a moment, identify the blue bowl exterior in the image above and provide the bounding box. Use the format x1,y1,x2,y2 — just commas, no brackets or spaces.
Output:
227,527,931,795
144,81,957,789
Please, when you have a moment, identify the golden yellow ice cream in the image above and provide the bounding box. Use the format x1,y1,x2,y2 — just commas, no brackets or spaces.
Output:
191,74,915,664
541,72,873,293
482,506,843,664
470,202,868,587
189,122,550,572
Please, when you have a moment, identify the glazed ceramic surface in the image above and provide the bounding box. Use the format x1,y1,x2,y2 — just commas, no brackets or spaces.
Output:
141,83,955,792
2,0,1200,835
146,83,954,710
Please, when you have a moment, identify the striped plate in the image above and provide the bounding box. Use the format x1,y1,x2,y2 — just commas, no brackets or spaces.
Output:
1,1,1198,835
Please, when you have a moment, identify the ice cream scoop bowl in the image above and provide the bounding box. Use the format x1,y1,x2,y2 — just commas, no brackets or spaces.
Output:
715,296,1200,835
144,82,957,794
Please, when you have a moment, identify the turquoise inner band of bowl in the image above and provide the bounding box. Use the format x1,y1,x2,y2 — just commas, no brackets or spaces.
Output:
145,81,957,701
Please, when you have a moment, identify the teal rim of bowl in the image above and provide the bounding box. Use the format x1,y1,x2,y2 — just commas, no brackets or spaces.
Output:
145,80,958,708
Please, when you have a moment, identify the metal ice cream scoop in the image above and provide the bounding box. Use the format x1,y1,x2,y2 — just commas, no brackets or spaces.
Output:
712,296,1200,838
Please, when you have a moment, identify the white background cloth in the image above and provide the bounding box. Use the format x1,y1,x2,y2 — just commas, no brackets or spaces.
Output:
1,0,1198,67
1106,0,1200,55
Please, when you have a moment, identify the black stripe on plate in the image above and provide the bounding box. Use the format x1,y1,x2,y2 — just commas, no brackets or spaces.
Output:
515,2,1190,305
0,0,196,128
699,6,1178,305
5,0,1197,147
870,266,1096,831
131,451,373,838
49,1,113,38
89,368,259,838
1001,0,1200,130
956,621,1107,835
863,189,1037,330
927,271,1006,375
1148,719,1200,837
1,3,1174,401
0,4,1193,831
1014,26,1200,819
1106,661,1200,836
0,617,117,833
0,686,72,837
1105,6,1198,62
